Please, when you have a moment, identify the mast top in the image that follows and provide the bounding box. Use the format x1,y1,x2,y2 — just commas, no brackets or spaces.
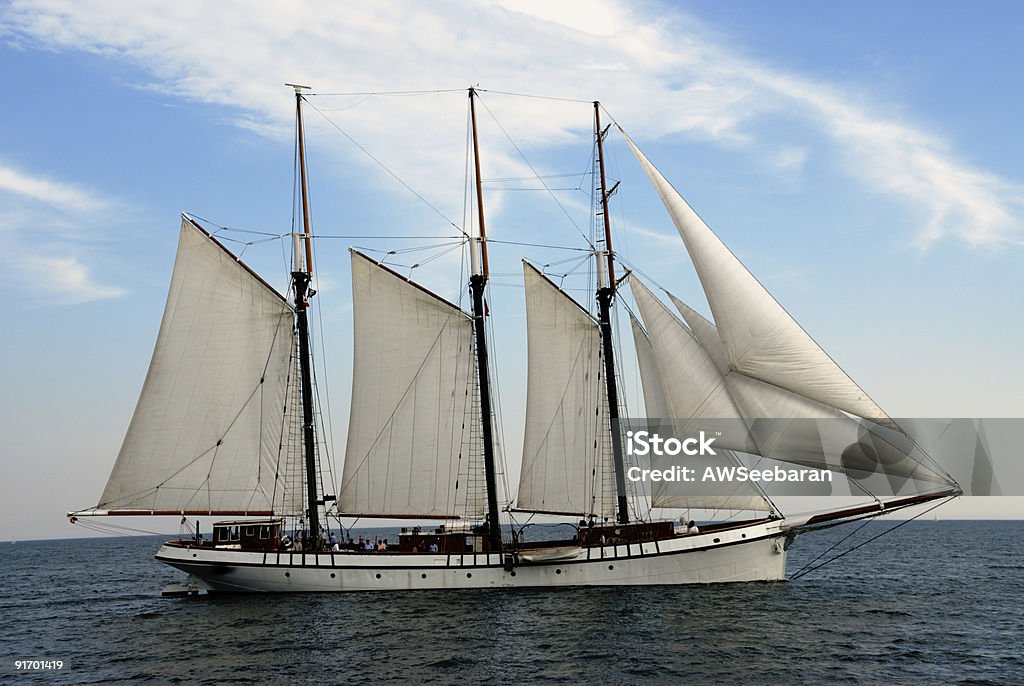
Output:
292,83,315,276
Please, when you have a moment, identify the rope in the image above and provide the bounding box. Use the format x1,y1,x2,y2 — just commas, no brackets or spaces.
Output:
789,496,954,580
70,518,168,537
474,93,594,249
789,518,873,580
303,98,468,237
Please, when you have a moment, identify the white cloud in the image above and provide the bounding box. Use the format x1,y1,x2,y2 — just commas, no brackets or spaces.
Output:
1,0,1021,248
0,163,108,213
774,147,809,172
14,254,127,304
0,161,125,304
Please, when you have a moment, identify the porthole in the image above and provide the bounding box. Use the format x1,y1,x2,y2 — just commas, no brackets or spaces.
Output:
555,569,562,575
192,553,197,558
421,573,427,579
741,534,746,539
330,573,336,578
510,571,516,577
608,565,614,570
713,537,721,543
375,573,381,579
467,573,472,578
285,572,290,578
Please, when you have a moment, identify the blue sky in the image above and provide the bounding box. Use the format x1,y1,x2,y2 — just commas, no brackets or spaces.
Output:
1,1,1021,540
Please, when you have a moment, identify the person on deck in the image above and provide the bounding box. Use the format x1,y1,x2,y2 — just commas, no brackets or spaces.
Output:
687,520,700,535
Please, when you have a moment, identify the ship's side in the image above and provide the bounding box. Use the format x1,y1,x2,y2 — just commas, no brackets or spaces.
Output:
156,519,788,592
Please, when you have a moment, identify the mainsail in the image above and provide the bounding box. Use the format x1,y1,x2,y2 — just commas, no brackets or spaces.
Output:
516,263,615,517
339,251,483,519
622,132,894,428
95,217,295,514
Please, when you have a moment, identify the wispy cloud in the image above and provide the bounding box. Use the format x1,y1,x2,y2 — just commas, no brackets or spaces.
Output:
13,254,127,304
1,0,1021,249
0,163,108,213
0,161,124,304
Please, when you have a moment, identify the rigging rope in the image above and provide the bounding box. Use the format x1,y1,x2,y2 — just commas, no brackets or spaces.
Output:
789,496,955,580
303,98,468,238
474,93,595,249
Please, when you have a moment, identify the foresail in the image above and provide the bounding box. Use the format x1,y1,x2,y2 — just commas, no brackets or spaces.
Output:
628,313,669,419
517,263,615,518
650,286,950,487
666,294,729,375
340,251,483,519
96,217,294,514
724,373,950,485
629,310,771,512
622,133,894,427
628,275,758,455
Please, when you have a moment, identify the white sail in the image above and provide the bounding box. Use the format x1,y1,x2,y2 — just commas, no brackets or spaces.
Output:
667,294,729,375
97,218,295,514
660,289,946,484
628,310,770,511
517,263,614,517
623,134,893,427
724,373,949,484
628,275,758,454
629,313,669,419
339,251,483,519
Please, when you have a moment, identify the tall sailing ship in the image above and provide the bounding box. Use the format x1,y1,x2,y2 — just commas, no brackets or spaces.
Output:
69,87,960,592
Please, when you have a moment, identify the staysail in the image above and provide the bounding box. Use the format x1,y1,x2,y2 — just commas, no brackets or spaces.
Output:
622,132,953,490
628,303,771,511
339,251,484,519
629,313,669,419
95,217,295,515
628,275,758,454
622,133,894,428
516,263,615,517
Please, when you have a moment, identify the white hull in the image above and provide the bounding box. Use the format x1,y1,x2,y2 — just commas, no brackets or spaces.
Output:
156,520,789,592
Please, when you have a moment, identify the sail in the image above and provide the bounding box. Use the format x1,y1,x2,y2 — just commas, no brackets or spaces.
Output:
340,251,483,519
724,373,949,485
517,263,615,517
623,133,894,427
96,217,295,514
629,310,770,511
667,294,729,375
629,313,669,419
628,275,758,454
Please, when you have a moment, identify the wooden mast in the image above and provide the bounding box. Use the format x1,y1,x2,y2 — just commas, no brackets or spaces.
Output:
468,87,503,552
594,101,630,524
289,83,322,547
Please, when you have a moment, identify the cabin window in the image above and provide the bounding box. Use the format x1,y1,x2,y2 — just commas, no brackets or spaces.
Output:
230,526,240,541
259,526,270,540
216,528,229,542
244,526,257,537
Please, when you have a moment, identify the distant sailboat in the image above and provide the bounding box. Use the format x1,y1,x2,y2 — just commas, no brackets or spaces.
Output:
69,87,959,592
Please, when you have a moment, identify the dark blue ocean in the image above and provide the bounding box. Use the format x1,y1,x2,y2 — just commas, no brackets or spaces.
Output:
1,521,1021,685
